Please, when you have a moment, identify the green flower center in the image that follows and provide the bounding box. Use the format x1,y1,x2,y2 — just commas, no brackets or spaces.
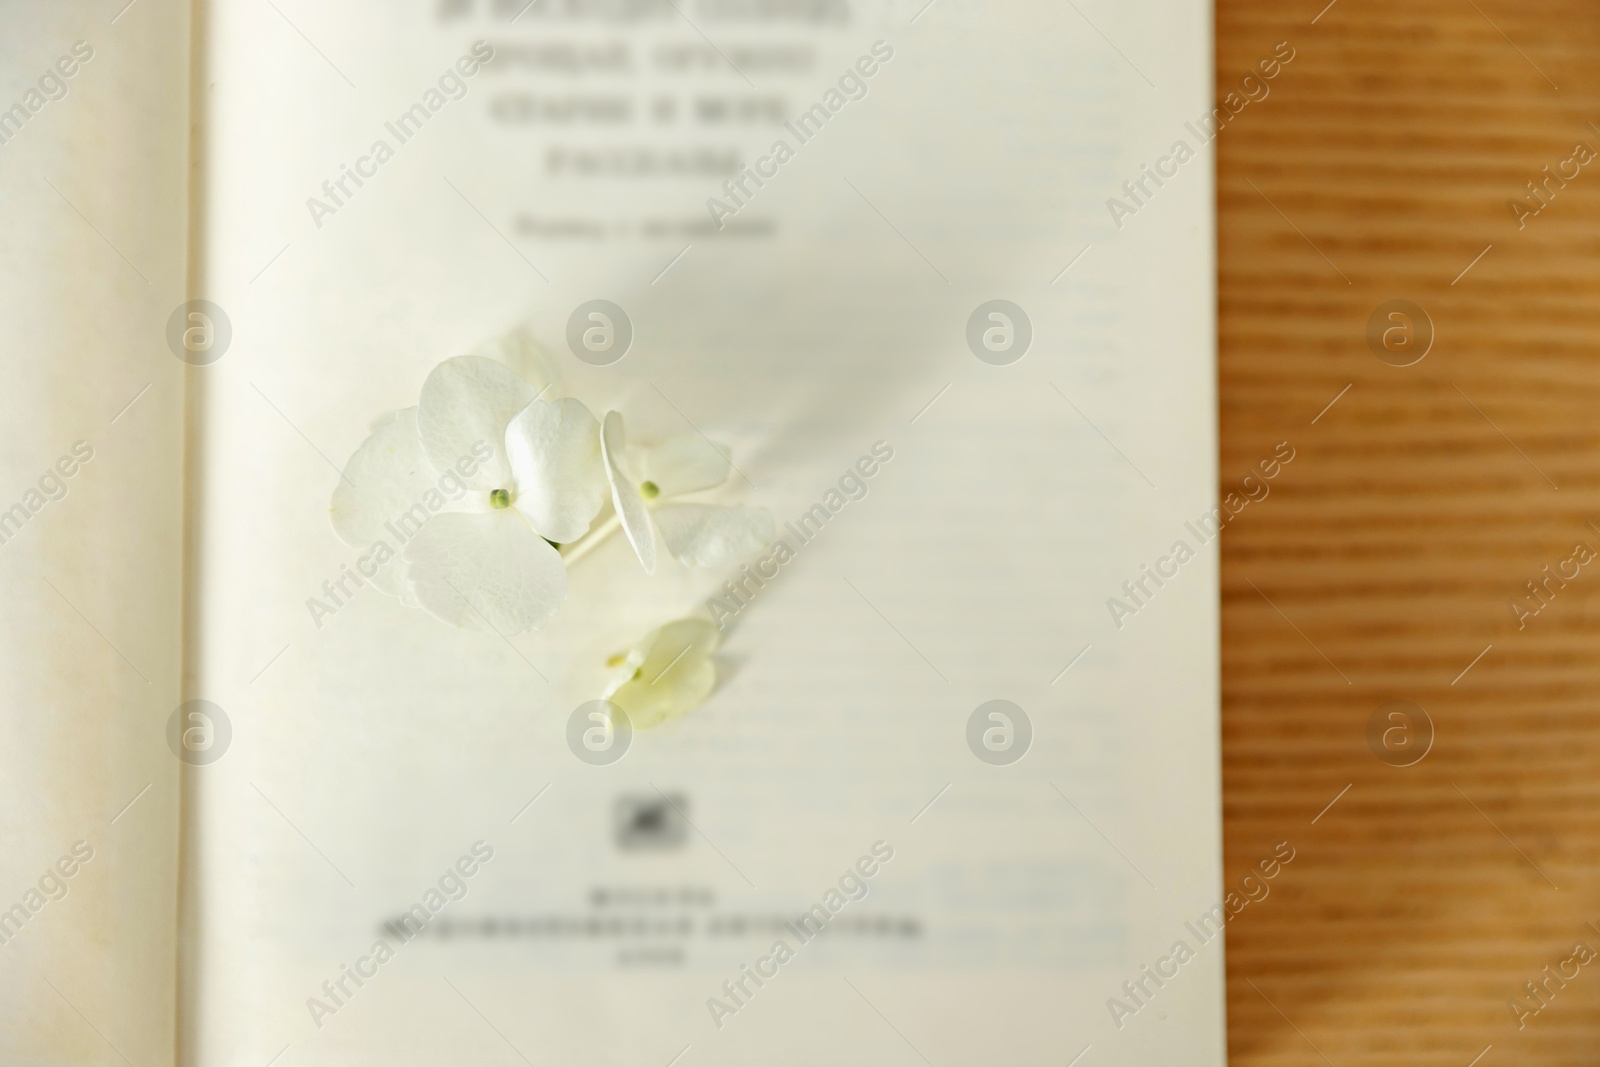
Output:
640,480,660,500
489,488,512,509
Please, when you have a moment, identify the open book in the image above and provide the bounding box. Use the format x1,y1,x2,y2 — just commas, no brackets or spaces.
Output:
1,0,1221,1063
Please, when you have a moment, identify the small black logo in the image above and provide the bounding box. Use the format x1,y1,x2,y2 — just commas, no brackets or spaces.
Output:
614,793,688,851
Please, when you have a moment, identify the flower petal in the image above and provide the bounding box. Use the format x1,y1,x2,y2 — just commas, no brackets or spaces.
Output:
417,355,537,491
403,510,567,634
639,435,732,497
473,327,557,398
653,504,774,568
504,397,606,543
604,619,719,728
330,408,433,597
601,411,656,575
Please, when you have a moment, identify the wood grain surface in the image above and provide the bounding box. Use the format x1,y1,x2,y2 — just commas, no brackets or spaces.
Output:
1216,0,1600,1064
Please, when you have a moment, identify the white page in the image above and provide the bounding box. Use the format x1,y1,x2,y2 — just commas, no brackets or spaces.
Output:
188,1,1220,1063
0,2,191,1065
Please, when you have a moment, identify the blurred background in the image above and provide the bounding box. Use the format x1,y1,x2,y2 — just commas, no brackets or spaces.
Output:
1217,0,1600,1063
3,0,1598,1063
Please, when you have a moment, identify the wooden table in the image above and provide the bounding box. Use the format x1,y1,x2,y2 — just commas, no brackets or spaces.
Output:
1218,0,1600,1063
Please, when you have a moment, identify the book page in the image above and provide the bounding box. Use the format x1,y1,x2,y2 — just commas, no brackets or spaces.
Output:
0,2,192,1065
187,0,1220,1063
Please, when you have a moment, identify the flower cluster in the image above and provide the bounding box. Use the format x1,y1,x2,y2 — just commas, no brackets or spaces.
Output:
330,352,773,650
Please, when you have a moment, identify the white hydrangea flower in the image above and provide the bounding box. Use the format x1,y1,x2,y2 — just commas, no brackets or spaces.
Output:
330,355,606,634
602,618,720,728
599,410,774,576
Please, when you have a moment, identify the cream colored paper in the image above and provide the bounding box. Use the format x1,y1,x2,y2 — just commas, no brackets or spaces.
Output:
0,2,191,1065
8,0,1221,1063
